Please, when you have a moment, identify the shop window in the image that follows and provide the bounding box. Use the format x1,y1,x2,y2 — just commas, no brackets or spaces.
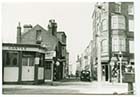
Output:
22,57,28,66
45,61,52,69
5,52,18,66
22,56,34,66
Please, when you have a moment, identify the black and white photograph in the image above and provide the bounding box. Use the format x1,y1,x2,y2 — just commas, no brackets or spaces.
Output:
1,0,139,95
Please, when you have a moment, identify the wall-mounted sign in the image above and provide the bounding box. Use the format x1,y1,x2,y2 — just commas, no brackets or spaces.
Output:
45,51,56,59
123,72,135,83
8,46,27,51
35,57,40,65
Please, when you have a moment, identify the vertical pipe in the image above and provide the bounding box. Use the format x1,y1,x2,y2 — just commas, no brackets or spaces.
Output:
97,36,102,82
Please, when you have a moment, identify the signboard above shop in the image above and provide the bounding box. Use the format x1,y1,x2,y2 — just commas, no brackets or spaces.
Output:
45,51,56,59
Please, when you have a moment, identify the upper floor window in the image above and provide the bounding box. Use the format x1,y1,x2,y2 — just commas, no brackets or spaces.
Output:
114,2,121,13
36,30,42,44
112,37,119,52
111,15,125,30
112,36,126,52
129,20,134,32
129,40,134,53
128,4,134,15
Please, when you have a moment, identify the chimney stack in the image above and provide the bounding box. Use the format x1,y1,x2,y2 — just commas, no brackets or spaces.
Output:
17,22,21,44
48,19,57,36
23,24,32,33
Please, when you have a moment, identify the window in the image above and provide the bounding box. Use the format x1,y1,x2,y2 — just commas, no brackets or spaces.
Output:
129,40,134,53
114,3,121,13
22,54,34,66
101,39,108,54
5,52,18,66
129,20,134,32
120,38,126,51
112,37,119,51
111,15,125,30
36,30,42,44
45,61,52,69
112,36,126,52
128,4,134,15
102,19,107,31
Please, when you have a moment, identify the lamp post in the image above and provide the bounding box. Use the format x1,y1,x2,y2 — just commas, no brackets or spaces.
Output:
118,51,123,83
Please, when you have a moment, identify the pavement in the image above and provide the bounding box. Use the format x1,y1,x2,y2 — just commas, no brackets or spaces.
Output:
2,81,134,95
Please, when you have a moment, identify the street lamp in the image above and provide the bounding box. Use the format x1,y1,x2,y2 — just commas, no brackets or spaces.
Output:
56,61,60,66
118,51,123,83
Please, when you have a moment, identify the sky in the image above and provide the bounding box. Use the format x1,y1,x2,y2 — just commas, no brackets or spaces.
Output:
1,2,95,74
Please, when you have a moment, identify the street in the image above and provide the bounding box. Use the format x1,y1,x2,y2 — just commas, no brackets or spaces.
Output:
3,77,131,95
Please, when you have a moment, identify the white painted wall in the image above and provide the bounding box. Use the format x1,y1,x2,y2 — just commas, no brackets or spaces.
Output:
21,66,34,81
38,67,44,80
4,67,19,82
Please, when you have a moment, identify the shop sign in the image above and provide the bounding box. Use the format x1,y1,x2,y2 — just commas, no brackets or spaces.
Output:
8,46,27,51
45,51,56,59
123,72,135,83
35,57,40,65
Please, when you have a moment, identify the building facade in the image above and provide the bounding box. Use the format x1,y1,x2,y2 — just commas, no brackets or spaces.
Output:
92,2,134,82
16,20,68,81
2,43,47,84
77,40,94,79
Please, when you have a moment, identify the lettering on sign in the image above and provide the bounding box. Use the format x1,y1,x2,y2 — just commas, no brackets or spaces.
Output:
45,51,56,59
8,46,27,51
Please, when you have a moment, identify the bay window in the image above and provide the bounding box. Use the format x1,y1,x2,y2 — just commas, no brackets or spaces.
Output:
112,36,126,52
111,15,125,30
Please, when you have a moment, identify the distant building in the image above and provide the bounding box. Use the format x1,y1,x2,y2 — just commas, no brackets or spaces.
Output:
92,2,134,82
79,40,93,78
16,19,68,81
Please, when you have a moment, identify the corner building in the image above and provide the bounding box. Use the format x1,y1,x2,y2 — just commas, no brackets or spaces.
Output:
92,2,134,82
17,20,68,82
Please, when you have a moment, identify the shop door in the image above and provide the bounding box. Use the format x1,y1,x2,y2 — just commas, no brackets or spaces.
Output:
21,57,35,81
44,61,52,81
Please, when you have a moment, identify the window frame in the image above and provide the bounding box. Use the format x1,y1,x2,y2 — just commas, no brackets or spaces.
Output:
128,4,134,15
4,51,19,67
129,19,134,32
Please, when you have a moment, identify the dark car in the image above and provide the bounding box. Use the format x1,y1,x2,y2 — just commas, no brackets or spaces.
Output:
80,70,91,81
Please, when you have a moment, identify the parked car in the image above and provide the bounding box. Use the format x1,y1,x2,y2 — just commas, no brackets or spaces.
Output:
80,70,91,81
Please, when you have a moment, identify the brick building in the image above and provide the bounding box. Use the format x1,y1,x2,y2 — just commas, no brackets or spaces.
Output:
92,2,134,82
17,20,68,81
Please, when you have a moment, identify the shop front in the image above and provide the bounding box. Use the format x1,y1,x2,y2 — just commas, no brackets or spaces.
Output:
2,43,47,84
